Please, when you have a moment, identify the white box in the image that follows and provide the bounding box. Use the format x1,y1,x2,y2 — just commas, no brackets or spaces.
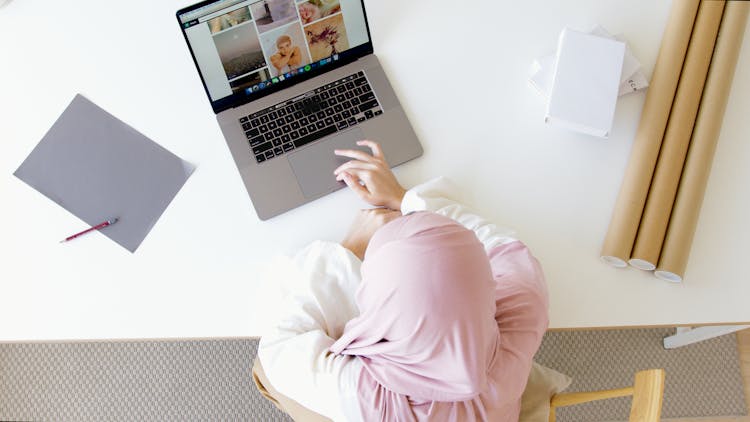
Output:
545,28,625,138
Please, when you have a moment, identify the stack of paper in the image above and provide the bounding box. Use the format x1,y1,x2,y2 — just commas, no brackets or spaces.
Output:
531,26,649,99
535,27,630,138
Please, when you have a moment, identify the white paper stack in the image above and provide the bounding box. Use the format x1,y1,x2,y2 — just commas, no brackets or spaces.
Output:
531,26,649,99
543,28,626,138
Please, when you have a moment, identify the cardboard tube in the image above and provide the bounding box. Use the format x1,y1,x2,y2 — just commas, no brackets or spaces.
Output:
600,0,700,268
628,0,726,271
656,1,750,282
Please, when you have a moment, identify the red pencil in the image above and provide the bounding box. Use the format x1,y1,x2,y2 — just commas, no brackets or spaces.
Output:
60,217,119,243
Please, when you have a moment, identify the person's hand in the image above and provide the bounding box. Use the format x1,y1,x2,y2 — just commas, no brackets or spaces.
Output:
341,208,402,260
334,140,407,211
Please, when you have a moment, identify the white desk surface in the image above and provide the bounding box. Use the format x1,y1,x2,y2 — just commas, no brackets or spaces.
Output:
2,0,749,342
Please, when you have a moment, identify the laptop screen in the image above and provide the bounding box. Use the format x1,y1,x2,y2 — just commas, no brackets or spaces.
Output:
178,0,372,112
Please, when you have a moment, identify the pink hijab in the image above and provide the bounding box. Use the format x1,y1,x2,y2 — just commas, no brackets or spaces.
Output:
330,211,520,421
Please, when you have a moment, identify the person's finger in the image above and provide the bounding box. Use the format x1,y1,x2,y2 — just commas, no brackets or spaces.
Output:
347,171,369,189
334,160,360,175
334,148,375,163
356,168,375,185
334,160,378,175
337,168,372,188
357,140,384,160
341,172,370,199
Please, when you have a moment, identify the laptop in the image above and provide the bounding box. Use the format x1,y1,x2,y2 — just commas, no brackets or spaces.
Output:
176,0,422,220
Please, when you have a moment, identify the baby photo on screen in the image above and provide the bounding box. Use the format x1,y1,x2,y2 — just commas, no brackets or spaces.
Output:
260,23,311,77
298,0,341,25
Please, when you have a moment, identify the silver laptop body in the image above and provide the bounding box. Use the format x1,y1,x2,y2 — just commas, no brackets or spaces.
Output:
177,0,422,220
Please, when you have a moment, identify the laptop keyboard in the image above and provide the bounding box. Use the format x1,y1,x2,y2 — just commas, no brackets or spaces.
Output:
239,71,383,164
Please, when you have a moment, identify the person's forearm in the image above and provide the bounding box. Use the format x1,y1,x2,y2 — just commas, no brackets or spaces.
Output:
389,187,406,211
340,240,365,261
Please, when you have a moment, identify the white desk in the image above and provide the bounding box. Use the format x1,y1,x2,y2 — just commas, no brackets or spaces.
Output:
2,0,749,342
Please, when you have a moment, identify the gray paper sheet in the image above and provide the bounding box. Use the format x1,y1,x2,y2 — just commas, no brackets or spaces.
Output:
14,94,195,252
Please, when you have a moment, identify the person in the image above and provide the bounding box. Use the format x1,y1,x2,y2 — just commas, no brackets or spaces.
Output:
270,34,302,76
253,140,549,421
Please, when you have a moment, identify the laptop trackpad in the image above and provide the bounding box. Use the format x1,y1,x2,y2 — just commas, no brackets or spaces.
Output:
288,128,368,199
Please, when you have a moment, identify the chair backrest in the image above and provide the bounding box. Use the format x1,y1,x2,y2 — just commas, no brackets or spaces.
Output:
629,369,666,421
549,369,665,422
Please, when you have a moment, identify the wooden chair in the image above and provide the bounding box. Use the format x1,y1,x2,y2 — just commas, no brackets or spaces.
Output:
549,369,665,422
